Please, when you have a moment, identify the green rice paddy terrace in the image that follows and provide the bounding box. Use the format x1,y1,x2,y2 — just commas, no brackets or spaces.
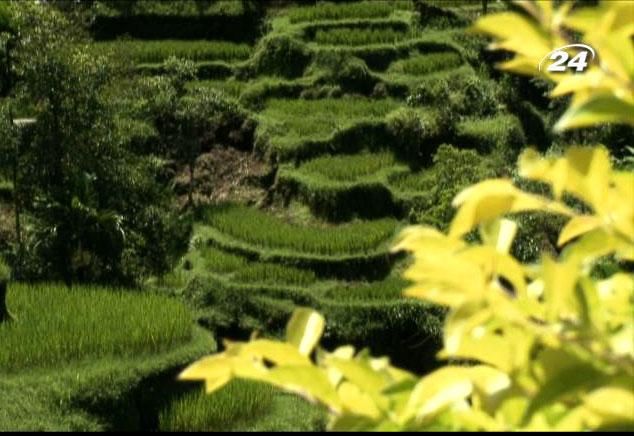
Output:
1,0,548,431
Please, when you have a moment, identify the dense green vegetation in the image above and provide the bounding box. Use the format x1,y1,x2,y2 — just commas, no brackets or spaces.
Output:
92,40,252,63
1,0,630,432
159,381,326,432
0,284,192,372
201,203,398,255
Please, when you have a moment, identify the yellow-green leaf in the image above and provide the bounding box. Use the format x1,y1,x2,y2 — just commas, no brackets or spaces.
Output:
286,308,325,357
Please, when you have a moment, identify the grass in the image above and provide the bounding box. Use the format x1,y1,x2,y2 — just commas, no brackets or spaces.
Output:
322,276,411,301
159,381,326,432
455,114,526,151
388,169,437,193
286,1,413,23
233,262,318,287
258,97,400,147
201,204,398,256
187,79,247,98
91,40,252,63
0,283,193,372
0,327,215,431
298,151,398,182
387,51,463,75
312,27,419,46
158,381,274,432
95,0,246,17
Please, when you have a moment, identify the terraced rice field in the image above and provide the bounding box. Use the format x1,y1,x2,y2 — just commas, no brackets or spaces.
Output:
50,0,531,431
134,0,527,379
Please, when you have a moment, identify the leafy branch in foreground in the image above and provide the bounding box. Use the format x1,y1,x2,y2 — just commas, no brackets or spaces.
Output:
472,0,634,132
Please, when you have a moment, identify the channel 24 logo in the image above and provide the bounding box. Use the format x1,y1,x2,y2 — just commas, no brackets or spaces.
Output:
538,43,596,73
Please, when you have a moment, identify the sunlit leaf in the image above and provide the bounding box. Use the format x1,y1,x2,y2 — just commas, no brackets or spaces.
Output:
286,308,325,357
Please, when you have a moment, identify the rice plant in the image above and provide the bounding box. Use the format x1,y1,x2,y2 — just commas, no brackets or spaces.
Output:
260,97,400,142
0,283,192,372
91,40,252,64
312,27,419,46
387,52,463,75
187,79,247,98
299,151,398,182
158,381,275,432
97,0,246,17
322,276,411,301
232,263,318,287
202,204,398,255
287,1,413,23
388,169,437,193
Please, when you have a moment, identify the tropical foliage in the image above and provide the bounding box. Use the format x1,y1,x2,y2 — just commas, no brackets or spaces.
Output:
178,1,634,431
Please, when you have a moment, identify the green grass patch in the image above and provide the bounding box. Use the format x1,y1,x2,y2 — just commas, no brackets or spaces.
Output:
187,79,247,98
312,27,418,46
387,51,463,75
94,0,246,17
0,327,215,431
286,1,413,23
298,151,398,182
201,204,398,256
0,283,193,372
158,380,274,432
322,276,410,301
455,114,526,151
91,40,252,63
257,97,400,158
159,381,325,432
233,262,318,287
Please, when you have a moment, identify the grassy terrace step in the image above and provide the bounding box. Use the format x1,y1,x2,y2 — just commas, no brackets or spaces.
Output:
1,283,195,372
284,1,414,23
455,114,527,152
90,0,262,42
0,327,214,431
182,274,444,374
277,151,407,220
386,51,464,75
0,282,215,430
310,29,468,71
194,204,400,280
90,40,252,64
256,97,400,162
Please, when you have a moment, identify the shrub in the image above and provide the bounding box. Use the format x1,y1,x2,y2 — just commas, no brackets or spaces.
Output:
249,34,311,79
386,107,445,164
307,51,377,94
407,68,501,118
395,144,508,229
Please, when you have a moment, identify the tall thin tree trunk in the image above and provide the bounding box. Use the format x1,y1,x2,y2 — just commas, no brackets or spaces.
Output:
6,39,22,279
482,0,488,14
0,279,11,323
188,161,195,207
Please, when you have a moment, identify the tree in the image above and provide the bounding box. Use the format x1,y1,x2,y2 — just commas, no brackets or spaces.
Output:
0,259,11,323
5,2,191,285
176,1,634,431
